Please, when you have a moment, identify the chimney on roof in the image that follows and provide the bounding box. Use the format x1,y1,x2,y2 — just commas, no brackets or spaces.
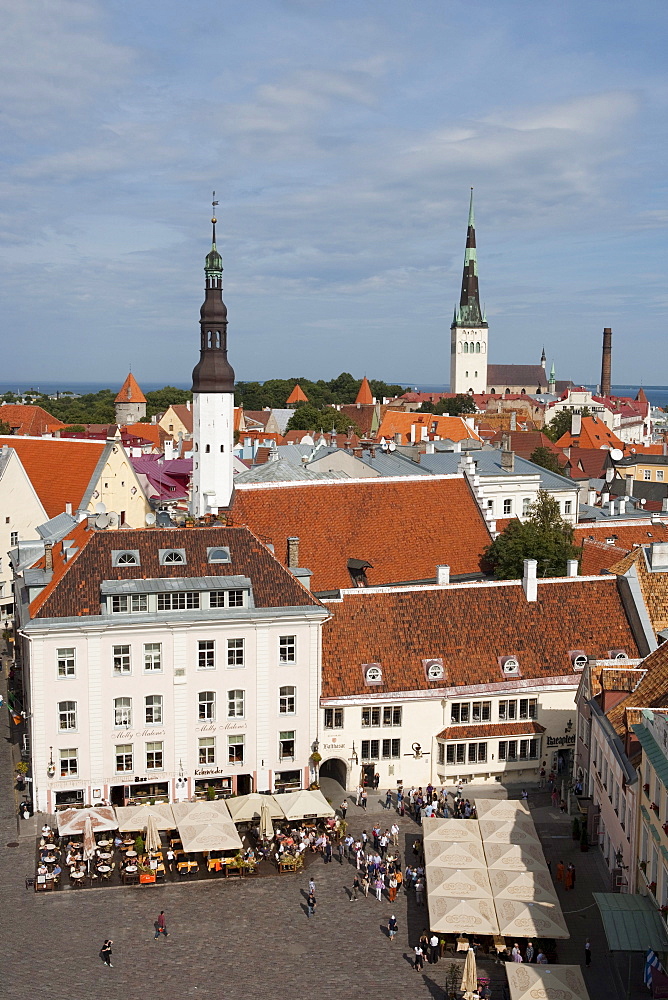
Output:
500,434,515,473
601,327,612,398
287,536,299,569
588,489,597,507
625,475,634,497
44,542,53,572
522,559,537,602
436,565,450,586
609,499,616,516
65,502,72,515
662,497,668,514
571,412,582,436
425,442,435,455
618,498,626,515
567,559,579,578
602,491,610,507
510,411,517,431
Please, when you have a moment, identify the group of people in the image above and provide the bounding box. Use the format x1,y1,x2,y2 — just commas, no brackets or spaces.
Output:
556,860,577,890
509,941,548,964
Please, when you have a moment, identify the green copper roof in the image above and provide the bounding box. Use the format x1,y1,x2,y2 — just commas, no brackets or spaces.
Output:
549,362,556,380
205,241,223,280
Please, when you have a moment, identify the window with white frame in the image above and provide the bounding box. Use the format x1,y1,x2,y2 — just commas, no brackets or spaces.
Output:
146,741,163,770
499,740,519,761
438,743,445,765
451,700,491,724
382,706,402,726
361,739,380,760
145,694,163,725
115,551,138,565
644,469,652,480
58,700,77,731
198,640,215,670
60,748,78,776
162,549,185,564
114,697,132,727
467,742,488,763
144,642,162,672
210,589,244,608
564,500,572,515
227,689,245,718
111,594,148,613
115,744,133,772
324,707,344,729
199,737,215,764
381,738,401,759
199,691,215,721
362,707,381,727
518,738,540,760
279,685,296,714
522,497,531,516
658,470,665,483
157,591,200,611
57,647,75,678
113,644,131,675
227,638,244,667
228,734,244,764
503,498,513,515
279,635,296,663
279,730,295,760
499,698,537,721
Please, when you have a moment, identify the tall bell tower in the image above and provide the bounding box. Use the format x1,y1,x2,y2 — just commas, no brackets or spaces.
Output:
191,196,235,516
450,189,488,395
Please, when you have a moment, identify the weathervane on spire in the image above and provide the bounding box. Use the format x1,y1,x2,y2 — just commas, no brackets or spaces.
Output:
211,191,219,244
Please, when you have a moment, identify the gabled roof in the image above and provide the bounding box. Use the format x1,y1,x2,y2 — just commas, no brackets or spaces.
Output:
121,423,164,449
115,373,146,404
575,520,668,576
0,403,64,436
604,641,668,735
0,436,107,519
286,383,309,405
168,404,193,434
355,377,374,406
321,576,640,697
339,403,376,438
486,365,547,388
231,475,492,590
610,543,668,633
375,411,481,445
28,526,321,619
488,431,555,460
555,416,624,451
562,448,610,481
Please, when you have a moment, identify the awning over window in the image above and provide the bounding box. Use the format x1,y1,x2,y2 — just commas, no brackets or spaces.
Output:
593,893,668,952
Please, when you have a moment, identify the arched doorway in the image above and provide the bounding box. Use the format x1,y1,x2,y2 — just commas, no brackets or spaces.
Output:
319,757,348,788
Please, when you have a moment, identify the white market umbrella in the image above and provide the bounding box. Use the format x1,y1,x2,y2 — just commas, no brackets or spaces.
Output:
426,866,493,899
423,817,481,843
83,814,96,866
505,965,590,1000
461,946,478,1000
114,803,175,831
226,793,285,824
145,813,161,854
259,798,274,841
428,895,499,935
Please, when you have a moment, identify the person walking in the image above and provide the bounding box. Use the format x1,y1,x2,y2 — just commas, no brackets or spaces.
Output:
556,860,565,884
585,938,591,967
564,864,574,891
415,877,424,906
375,874,384,901
388,873,398,902
356,784,363,806
388,914,398,941
551,788,559,808
324,838,333,864
511,943,523,962
361,789,368,810
154,911,168,939
307,891,316,917
100,940,113,967
165,847,175,871
351,874,361,900
308,877,316,895
390,822,399,847
385,789,392,810
361,872,370,897
525,940,534,963
373,771,380,790
337,841,345,865
429,932,439,964
413,943,424,971
340,799,348,820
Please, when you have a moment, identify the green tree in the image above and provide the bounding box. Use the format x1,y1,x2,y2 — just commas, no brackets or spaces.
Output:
544,406,591,442
484,490,579,579
0,419,10,434
286,404,359,434
144,386,192,419
418,394,476,416
529,446,565,476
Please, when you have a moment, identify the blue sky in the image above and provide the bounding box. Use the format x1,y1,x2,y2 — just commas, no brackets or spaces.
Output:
2,0,668,388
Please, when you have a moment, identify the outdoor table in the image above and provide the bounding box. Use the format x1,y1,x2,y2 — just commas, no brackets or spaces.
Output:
125,850,137,858
45,843,56,851
43,855,57,863
124,864,138,873
97,865,111,873
173,848,186,859
169,837,182,848
177,860,198,873
97,840,110,847
122,839,134,846
97,851,112,860
207,858,223,872
70,871,85,881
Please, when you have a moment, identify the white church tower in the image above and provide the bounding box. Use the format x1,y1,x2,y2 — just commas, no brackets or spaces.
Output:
450,189,488,395
190,200,235,516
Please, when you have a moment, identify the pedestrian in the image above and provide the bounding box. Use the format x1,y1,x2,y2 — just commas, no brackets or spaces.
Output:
361,872,370,897
375,875,384,901
356,784,363,806
415,878,424,906
536,951,548,964
521,788,528,805
585,938,591,967
388,873,398,902
309,877,316,895
570,863,576,888
388,914,398,941
340,798,348,819
551,788,559,808
385,789,392,810
429,932,439,964
414,944,424,971
165,846,175,871
351,874,360,900
564,864,574,891
390,822,399,847
100,940,113,967
556,860,564,884
511,943,523,963
539,763,547,788
324,838,332,864
361,789,367,810
373,771,380,790
307,891,316,917
154,911,168,939
525,940,534,963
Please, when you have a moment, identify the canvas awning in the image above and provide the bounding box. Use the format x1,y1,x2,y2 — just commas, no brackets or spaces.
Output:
172,800,233,824
177,821,243,854
428,895,499,935
478,819,540,845
423,818,481,843
496,898,569,938
593,892,668,952
225,793,285,824
114,803,176,832
273,789,334,821
506,965,590,1000
488,869,559,905
424,840,487,869
427,866,493,899
57,806,118,836
474,799,531,820
483,841,548,871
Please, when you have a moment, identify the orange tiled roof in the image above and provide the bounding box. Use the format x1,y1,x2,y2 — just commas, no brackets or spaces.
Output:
29,519,94,615
286,383,309,405
115,373,146,404
321,577,639,697
0,436,106,519
610,544,668,633
555,416,623,451
436,721,546,740
375,411,481,445
355,377,374,406
121,423,163,448
0,404,65,436
231,476,492,590
574,521,668,576
605,641,668,735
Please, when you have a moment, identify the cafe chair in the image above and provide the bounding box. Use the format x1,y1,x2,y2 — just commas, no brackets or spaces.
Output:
25,875,35,890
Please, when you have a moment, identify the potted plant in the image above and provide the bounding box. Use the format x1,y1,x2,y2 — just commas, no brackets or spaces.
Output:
580,823,589,852
572,817,581,841
310,751,322,764
206,785,216,800
134,834,145,855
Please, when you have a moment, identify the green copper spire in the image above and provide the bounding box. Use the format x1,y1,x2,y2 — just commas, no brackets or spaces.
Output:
549,361,556,384
453,187,486,328
204,191,223,281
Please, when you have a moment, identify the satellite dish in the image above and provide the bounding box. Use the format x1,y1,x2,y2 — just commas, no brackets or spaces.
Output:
95,513,110,528
146,512,156,526
94,502,107,515
609,448,624,462
107,512,119,527
380,441,388,452
388,441,396,452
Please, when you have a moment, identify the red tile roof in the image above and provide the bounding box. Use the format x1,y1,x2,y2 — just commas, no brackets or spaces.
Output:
122,423,164,448
115,373,146,404
436,721,546,740
574,521,668,575
488,431,555,460
339,403,376,438
0,436,106,519
320,577,639,697
286,383,309,405
555,416,624,451
355,377,374,406
0,404,64,436
30,526,321,619
376,411,481,445
231,476,492,590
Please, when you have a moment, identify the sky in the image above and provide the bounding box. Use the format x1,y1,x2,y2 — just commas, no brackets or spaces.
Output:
2,0,668,389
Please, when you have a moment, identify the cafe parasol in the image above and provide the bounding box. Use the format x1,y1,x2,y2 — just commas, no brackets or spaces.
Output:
115,803,175,831
57,806,118,837
495,898,569,939
172,800,242,854
428,895,500,935
259,798,274,841
82,814,96,864
273,788,334,821
460,947,479,1000
226,794,285,824
144,813,162,854
505,964,590,1000
488,869,559,905
426,866,493,900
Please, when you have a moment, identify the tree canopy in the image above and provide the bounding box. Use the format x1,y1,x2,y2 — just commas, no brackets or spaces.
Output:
285,404,360,434
234,373,407,411
418,394,477,416
544,406,591,442
529,446,565,476
484,490,579,579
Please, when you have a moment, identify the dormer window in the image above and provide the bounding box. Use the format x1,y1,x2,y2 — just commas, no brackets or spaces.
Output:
609,649,628,660
570,651,588,670
159,548,186,566
112,550,140,568
207,547,231,564
423,658,445,681
363,663,382,685
499,655,520,676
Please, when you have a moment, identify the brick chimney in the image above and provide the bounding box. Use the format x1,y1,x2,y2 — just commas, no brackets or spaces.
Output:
44,542,53,572
500,433,515,473
287,536,299,568
600,327,612,398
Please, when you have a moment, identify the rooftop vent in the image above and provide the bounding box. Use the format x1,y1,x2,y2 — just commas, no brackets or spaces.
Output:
648,542,668,571
499,655,521,676
608,649,628,660
570,650,588,670
422,658,445,682
363,663,383,685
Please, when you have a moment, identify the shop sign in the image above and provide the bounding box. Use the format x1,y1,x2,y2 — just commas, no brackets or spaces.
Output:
546,734,575,747
194,767,230,777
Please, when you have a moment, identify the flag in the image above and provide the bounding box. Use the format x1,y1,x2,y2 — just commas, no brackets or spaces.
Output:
11,712,22,725
645,949,664,989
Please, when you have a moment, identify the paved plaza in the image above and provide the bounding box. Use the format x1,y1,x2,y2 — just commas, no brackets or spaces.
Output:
0,644,647,1000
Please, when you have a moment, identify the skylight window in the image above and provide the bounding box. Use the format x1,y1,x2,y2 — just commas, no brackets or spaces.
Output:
423,658,445,681
499,655,520,676
207,546,231,564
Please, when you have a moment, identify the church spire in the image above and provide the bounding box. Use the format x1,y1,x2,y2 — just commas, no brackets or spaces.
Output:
192,193,235,394
455,188,486,328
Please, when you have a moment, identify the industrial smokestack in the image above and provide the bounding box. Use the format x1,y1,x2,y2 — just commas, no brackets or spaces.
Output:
600,327,612,398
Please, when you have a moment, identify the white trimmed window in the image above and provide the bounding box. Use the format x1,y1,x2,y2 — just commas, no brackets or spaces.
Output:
210,589,244,608
60,748,78,776
146,741,163,770
381,738,401,759
227,689,245,718
324,708,344,729
279,635,296,663
279,685,296,714
57,647,75,678
157,592,200,611
199,691,216,721
503,498,513,516
279,731,295,760
199,737,215,765
144,642,162,672
227,638,244,667
58,700,77,731
111,594,148,613
115,744,133,772
145,695,163,725
113,645,131,675
114,697,132,727
198,640,215,670
228,735,244,764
